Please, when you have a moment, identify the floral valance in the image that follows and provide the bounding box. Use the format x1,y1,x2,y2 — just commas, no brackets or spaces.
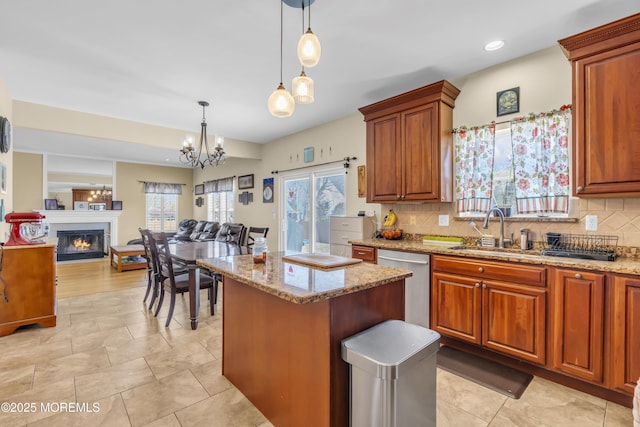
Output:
143,182,183,195
204,176,234,193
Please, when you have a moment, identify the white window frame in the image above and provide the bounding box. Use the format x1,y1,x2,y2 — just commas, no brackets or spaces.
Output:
145,193,178,232
207,190,235,223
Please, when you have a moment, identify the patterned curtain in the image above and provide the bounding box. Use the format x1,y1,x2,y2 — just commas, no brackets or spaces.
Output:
204,176,234,193
510,107,571,214
143,182,183,195
454,124,496,213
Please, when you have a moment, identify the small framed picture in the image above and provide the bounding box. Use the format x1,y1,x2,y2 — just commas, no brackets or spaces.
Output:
194,184,204,195
111,200,123,210
74,201,89,211
44,199,59,210
496,87,520,117
0,162,6,194
304,147,314,163
238,174,254,190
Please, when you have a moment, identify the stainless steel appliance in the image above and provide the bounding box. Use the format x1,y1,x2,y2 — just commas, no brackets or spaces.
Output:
377,249,430,328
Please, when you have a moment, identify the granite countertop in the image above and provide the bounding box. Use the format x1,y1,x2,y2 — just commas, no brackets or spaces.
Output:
2,237,58,249
350,238,640,276
197,251,412,304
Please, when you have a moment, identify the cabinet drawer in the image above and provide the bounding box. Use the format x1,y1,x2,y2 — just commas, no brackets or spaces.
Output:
330,216,363,231
352,245,376,263
330,230,364,245
432,255,546,287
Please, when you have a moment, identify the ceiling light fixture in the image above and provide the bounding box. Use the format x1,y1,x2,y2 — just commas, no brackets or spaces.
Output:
268,1,295,118
292,2,314,104
484,40,505,51
295,0,321,67
180,101,225,168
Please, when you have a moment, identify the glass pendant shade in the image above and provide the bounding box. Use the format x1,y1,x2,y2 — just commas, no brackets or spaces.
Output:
292,70,314,104
268,83,295,118
297,29,321,67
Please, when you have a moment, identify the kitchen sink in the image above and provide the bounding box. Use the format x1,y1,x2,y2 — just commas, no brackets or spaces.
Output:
450,245,544,260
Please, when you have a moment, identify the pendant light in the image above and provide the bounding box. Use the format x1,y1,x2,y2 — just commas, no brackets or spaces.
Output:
296,0,321,67
268,0,295,118
292,2,314,104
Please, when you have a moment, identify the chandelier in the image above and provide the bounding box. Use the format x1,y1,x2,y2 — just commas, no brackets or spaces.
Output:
88,186,112,202
180,101,225,168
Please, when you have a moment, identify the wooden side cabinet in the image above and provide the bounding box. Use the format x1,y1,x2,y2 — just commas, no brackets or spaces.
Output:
351,245,376,264
359,80,460,203
431,255,547,365
610,274,640,395
550,268,605,383
559,13,640,196
0,244,57,336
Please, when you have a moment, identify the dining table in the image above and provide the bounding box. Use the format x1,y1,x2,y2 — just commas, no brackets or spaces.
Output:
169,240,246,329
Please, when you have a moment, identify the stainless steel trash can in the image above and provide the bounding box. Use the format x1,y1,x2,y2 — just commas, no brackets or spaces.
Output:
341,319,441,427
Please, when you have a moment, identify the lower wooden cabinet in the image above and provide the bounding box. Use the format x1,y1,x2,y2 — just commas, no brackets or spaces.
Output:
550,269,606,383
431,255,547,365
351,245,376,263
610,274,640,395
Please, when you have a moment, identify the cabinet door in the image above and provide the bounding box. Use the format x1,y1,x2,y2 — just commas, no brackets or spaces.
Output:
365,114,402,202
611,275,640,394
401,102,439,201
550,269,605,383
573,42,640,195
431,272,481,344
351,245,376,264
482,280,546,365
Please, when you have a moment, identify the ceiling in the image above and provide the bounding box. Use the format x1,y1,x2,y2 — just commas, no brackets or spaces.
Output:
2,1,639,167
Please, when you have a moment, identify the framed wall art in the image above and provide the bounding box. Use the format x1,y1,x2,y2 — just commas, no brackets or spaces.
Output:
74,201,89,211
111,200,123,210
496,87,520,116
44,199,59,210
0,162,6,194
263,178,274,203
194,184,204,195
238,174,254,189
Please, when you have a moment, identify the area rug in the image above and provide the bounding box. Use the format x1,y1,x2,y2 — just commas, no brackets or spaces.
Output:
437,346,533,399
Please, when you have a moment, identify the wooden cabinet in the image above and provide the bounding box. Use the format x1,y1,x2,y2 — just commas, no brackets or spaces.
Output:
329,216,375,258
72,188,112,206
550,268,606,383
559,13,640,196
0,244,57,336
610,274,640,395
359,80,460,203
351,245,376,264
431,255,546,365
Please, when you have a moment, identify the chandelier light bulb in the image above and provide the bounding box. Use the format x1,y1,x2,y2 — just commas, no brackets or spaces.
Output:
214,135,224,149
292,70,314,104
183,135,194,149
297,28,321,67
268,83,295,118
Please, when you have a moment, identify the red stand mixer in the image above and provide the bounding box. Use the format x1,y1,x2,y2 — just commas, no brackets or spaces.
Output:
4,212,48,246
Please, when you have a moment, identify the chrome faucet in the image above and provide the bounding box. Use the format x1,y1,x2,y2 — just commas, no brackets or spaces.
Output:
482,207,513,248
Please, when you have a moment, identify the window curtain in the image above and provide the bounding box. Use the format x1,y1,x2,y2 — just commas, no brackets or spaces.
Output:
204,176,234,193
454,124,496,213
510,107,571,214
143,182,183,195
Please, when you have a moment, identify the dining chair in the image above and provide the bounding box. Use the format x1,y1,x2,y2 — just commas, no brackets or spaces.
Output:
246,227,269,252
153,232,218,327
226,224,246,246
138,228,155,306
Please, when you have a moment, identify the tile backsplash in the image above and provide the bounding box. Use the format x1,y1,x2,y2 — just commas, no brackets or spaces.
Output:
383,197,640,252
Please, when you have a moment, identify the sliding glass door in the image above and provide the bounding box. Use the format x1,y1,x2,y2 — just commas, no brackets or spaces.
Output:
281,168,346,253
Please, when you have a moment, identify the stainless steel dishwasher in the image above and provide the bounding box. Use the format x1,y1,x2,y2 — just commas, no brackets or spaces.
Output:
377,249,430,328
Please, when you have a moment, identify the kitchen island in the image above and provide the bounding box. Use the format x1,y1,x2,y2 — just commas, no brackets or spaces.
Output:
198,252,412,427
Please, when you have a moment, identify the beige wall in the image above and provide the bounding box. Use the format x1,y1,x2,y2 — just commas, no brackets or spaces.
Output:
13,152,43,212
0,76,12,239
116,162,194,244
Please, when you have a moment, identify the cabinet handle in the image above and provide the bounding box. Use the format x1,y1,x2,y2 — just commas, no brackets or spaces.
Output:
478,267,484,273
475,283,480,288
396,195,401,199
575,273,582,279
357,252,366,255
482,284,487,289
577,186,584,192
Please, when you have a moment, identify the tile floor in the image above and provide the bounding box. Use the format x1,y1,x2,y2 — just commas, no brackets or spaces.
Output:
0,286,633,427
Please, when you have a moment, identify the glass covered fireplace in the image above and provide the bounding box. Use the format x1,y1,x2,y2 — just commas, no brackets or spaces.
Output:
57,229,105,261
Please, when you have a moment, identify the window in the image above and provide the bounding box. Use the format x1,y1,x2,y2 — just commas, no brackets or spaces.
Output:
146,194,178,232
455,107,571,217
207,191,234,223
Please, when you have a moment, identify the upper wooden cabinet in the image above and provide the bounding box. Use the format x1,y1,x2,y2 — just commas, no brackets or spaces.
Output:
559,13,640,196
359,80,460,203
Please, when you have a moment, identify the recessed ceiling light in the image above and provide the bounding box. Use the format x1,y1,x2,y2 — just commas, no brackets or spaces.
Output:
484,40,505,51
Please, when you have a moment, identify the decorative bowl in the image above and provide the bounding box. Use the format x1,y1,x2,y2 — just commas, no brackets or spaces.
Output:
381,229,403,240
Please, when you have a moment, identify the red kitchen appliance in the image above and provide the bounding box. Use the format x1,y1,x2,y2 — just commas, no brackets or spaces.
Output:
4,212,47,246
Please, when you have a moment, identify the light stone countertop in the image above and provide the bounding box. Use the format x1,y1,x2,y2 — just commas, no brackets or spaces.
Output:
197,251,412,304
350,238,640,276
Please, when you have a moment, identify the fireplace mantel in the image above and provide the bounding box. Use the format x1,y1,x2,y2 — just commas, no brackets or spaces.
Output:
36,210,122,247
